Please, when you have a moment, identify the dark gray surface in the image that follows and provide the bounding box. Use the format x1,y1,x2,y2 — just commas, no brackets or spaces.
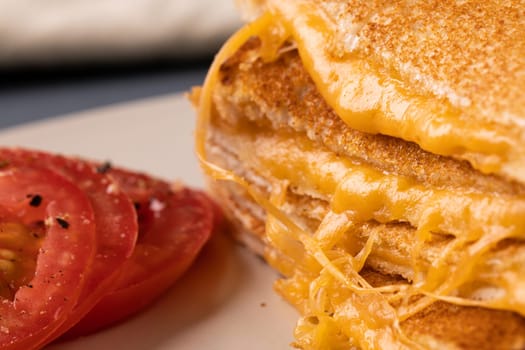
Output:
0,68,207,130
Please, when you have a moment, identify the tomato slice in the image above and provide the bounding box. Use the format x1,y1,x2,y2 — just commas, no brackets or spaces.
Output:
0,148,218,342
0,164,96,350
66,167,216,336
0,149,139,347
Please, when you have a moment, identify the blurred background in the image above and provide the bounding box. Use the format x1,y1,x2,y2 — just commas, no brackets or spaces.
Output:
0,0,242,128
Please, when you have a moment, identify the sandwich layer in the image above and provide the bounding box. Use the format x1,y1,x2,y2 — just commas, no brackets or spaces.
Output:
194,4,525,349
207,174,525,350
213,40,525,309
238,0,525,183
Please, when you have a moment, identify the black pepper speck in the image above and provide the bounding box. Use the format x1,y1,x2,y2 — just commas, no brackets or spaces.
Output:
55,217,70,229
96,161,112,174
29,194,42,207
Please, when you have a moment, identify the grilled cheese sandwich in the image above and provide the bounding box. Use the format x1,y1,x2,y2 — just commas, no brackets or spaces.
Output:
194,1,525,348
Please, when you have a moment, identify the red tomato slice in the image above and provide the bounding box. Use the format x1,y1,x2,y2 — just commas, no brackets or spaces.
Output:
66,167,216,336
0,149,139,347
0,164,97,350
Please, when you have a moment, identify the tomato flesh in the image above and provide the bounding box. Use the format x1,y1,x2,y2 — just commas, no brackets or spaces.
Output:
0,165,97,350
0,221,41,301
66,169,215,336
0,148,219,345
0,149,139,348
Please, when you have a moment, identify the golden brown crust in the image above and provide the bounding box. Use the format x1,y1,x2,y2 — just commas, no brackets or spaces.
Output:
215,38,525,196
270,0,525,130
234,0,525,183
361,270,525,350
202,33,525,348
202,4,525,345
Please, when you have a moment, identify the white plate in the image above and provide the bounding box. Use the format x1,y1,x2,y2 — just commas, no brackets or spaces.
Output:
0,94,297,350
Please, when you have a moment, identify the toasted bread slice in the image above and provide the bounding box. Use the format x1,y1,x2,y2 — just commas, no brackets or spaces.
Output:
196,35,525,348
236,0,525,184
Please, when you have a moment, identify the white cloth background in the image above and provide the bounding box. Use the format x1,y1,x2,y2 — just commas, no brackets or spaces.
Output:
0,0,242,66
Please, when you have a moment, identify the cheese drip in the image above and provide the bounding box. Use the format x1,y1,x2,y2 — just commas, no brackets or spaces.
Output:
195,13,525,350
223,127,525,314
265,0,525,182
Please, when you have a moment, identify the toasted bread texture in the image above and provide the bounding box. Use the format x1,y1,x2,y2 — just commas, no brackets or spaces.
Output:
197,34,525,348
206,171,525,350
196,1,525,348
234,0,525,183
215,38,525,196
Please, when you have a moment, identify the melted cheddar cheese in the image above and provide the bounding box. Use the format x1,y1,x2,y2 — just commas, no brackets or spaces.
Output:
195,11,525,350
269,1,525,182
